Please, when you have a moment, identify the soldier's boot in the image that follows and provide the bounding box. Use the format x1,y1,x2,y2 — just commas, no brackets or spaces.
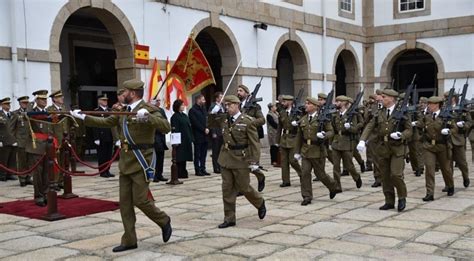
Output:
341,169,349,176
359,161,366,173
366,160,373,171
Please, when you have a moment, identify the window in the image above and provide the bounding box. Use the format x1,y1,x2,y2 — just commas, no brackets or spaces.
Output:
340,0,352,13
399,0,424,12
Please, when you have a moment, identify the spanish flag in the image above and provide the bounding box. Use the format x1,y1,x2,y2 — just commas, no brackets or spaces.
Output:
165,57,172,110
148,58,162,102
134,44,150,65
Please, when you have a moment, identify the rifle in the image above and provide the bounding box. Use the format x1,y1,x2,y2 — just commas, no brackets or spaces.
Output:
391,74,416,132
454,77,470,114
438,81,456,125
407,84,419,120
242,77,264,110
346,90,364,123
290,88,305,118
317,89,336,131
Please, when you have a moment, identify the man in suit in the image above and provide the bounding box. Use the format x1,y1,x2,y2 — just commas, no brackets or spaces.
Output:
189,94,210,176
13,96,33,186
71,79,172,252
151,98,168,182
358,89,412,212
93,94,115,178
217,95,266,228
0,97,18,182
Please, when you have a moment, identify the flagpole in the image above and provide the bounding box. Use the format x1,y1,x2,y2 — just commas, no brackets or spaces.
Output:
222,58,243,98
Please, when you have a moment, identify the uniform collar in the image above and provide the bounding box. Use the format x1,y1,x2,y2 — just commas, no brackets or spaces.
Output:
232,111,241,122
128,99,143,112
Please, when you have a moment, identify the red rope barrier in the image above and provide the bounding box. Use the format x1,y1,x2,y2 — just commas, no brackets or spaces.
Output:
54,147,121,176
67,142,120,169
0,154,46,176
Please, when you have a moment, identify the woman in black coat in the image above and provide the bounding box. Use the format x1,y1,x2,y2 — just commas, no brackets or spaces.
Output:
170,99,193,178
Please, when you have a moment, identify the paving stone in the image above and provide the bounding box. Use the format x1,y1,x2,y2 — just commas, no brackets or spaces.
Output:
0,230,37,242
421,197,474,212
342,233,402,247
254,232,315,246
0,214,27,225
64,229,153,251
400,242,438,254
205,227,266,239
0,235,66,251
447,213,474,227
184,236,241,249
32,217,106,233
257,247,325,261
356,226,419,239
0,224,31,233
261,224,300,233
319,253,378,261
337,208,397,222
368,248,454,261
396,209,457,223
434,225,470,234
194,254,247,261
449,238,474,252
376,219,433,230
47,222,124,241
159,240,217,256
64,255,103,261
294,221,362,238
280,219,313,226
223,241,282,258
0,249,16,259
306,238,374,255
2,247,79,261
415,231,459,245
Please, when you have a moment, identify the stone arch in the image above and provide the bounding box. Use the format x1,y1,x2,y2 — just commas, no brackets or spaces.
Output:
272,32,311,97
332,41,362,98
380,41,445,91
49,0,137,90
332,41,362,77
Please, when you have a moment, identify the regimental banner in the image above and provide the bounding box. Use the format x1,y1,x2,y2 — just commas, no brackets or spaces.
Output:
134,44,150,65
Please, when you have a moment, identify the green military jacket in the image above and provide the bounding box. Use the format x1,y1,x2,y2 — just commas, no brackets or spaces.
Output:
0,110,16,146
47,104,70,145
295,113,334,159
360,107,412,158
218,113,260,169
12,108,29,148
450,110,472,146
84,100,170,175
25,107,55,155
469,108,474,142
241,104,265,127
417,112,458,153
275,108,300,148
331,110,363,151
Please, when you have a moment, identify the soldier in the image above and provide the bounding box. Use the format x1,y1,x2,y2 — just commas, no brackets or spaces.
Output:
470,104,474,162
358,89,411,212
408,96,428,176
237,85,265,192
13,96,33,186
217,95,266,228
151,97,168,182
71,79,172,252
0,97,18,182
208,91,224,174
294,97,340,206
93,94,115,178
47,90,68,188
26,90,51,206
444,92,471,188
275,95,302,187
415,96,457,201
331,95,363,191
364,91,384,187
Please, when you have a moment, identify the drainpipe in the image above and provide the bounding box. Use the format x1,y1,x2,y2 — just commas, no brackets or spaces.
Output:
321,0,327,92
10,0,19,106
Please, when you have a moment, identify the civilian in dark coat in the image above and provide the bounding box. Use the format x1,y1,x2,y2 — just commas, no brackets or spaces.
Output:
189,94,210,176
93,94,115,178
208,92,224,173
151,98,169,182
170,99,193,179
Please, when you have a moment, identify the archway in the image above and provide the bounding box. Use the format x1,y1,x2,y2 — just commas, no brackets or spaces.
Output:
275,40,310,98
390,49,438,98
335,50,360,98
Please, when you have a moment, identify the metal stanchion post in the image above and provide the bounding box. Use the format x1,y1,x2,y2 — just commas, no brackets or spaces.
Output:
43,135,65,221
59,132,78,199
166,145,182,185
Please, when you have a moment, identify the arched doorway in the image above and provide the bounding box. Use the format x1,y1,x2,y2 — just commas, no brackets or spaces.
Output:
194,26,239,108
390,49,438,98
335,50,360,98
275,40,310,98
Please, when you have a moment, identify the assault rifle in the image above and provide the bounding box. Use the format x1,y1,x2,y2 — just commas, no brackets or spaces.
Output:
242,77,264,110
346,90,364,123
290,88,305,118
391,74,416,131
438,81,456,124
317,89,336,131
454,77,470,114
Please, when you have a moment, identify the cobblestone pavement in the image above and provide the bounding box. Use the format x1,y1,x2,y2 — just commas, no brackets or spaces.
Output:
1,148,474,260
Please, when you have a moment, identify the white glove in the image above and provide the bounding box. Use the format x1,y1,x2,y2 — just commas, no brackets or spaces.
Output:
115,140,121,147
274,144,279,147
291,121,298,127
316,131,326,139
0,142,3,147
70,109,86,120
390,132,402,140
210,104,221,114
456,121,465,128
249,164,259,172
294,153,302,161
441,128,450,135
356,141,366,152
94,140,100,146
136,108,149,119
12,142,18,147
411,121,417,127
344,122,351,129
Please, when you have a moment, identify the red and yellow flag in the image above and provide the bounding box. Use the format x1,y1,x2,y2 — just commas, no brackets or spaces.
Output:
134,44,150,65
165,57,172,110
147,58,162,102
167,36,215,95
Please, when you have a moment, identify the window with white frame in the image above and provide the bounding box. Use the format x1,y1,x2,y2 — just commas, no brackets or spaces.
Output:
340,0,352,13
399,0,425,12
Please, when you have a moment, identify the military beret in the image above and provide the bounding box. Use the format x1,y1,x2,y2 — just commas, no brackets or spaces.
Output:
238,85,250,94
117,88,125,95
428,96,444,104
282,95,294,101
97,94,108,100
375,89,383,95
223,95,240,104
382,89,399,97
306,96,319,106
369,94,377,100
335,95,350,102
399,92,405,99
0,97,11,104
347,97,354,103
49,90,63,98
17,96,29,102
123,79,144,90
317,93,327,99
32,90,48,99
419,96,428,103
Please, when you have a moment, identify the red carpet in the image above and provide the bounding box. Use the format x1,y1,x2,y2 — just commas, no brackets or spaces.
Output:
0,197,119,221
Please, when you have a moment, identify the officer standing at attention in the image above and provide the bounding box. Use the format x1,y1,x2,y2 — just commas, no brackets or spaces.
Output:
275,95,302,187
71,79,172,252
358,89,412,212
13,96,33,186
93,94,115,178
217,95,266,228
294,97,340,206
0,97,18,182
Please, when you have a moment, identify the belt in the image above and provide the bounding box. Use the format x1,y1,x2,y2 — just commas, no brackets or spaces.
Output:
126,144,154,150
306,139,322,145
424,138,446,145
283,129,297,135
225,144,248,150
